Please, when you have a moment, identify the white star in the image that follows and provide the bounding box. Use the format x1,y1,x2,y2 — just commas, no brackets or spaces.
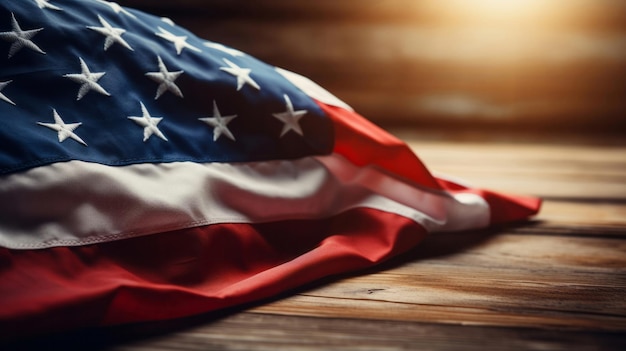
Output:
272,94,307,137
0,13,46,59
155,27,201,55
33,0,62,11
87,15,133,51
127,102,168,142
63,57,111,100
145,55,184,99
37,109,87,146
161,17,175,26
96,0,137,19
0,81,15,106
219,58,260,91
199,101,237,141
203,42,245,57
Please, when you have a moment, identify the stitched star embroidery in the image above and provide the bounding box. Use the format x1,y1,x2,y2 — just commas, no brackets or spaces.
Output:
272,94,307,137
199,101,237,141
33,0,62,11
63,57,111,100
203,42,245,57
155,27,200,55
127,102,168,142
37,109,87,146
96,0,137,19
0,13,46,59
145,55,184,99
87,15,133,51
0,81,15,106
219,58,260,91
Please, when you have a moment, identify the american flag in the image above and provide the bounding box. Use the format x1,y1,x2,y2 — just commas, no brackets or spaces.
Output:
0,0,540,337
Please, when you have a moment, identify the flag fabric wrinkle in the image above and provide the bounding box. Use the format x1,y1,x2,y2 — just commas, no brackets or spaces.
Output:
0,0,540,338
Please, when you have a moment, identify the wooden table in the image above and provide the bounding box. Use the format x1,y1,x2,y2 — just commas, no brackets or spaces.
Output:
9,135,626,350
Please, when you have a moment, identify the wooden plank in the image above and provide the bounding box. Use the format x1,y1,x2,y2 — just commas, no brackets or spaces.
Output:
406,141,626,200
109,313,626,351
386,227,626,274
250,230,626,331
8,312,626,351
537,201,626,227
251,295,626,332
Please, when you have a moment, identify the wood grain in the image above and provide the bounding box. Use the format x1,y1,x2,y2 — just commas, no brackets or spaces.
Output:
407,141,626,200
251,229,626,331
106,313,626,351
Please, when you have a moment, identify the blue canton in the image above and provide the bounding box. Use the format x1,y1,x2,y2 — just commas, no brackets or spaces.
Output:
0,0,333,175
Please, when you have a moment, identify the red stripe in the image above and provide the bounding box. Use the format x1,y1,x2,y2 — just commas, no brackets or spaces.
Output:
0,208,427,338
471,189,541,225
436,177,541,224
319,101,541,225
318,102,442,190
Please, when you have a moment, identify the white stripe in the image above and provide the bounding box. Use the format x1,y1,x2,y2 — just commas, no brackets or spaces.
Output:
276,67,354,111
0,154,489,249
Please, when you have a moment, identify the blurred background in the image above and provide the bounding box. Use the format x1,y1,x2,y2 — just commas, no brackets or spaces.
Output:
121,0,625,143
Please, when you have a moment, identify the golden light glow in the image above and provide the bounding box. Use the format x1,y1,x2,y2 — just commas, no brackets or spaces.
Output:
387,0,625,124
456,0,547,16
417,0,562,27
395,0,604,66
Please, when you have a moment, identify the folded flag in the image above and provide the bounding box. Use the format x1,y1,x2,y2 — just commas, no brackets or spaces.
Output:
0,0,540,338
